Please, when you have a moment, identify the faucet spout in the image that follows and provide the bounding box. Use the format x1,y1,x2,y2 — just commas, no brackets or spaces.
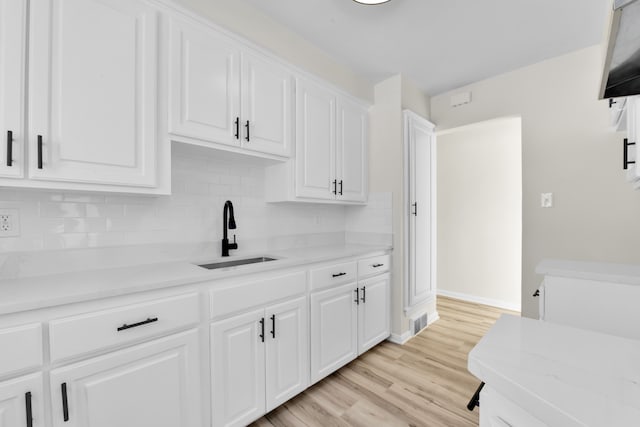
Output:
222,201,238,256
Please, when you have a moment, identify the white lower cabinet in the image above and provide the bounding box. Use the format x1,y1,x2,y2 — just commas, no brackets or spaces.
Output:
310,272,390,384
49,329,201,427
480,386,547,427
211,296,308,427
310,282,358,384
357,274,391,354
0,373,44,427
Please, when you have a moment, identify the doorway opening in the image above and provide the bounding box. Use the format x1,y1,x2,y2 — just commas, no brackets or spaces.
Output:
436,117,522,312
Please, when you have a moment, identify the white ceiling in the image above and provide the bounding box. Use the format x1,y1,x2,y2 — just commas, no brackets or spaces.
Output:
242,0,611,95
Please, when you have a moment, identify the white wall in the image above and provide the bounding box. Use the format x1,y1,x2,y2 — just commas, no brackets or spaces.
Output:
437,117,522,311
172,0,373,102
370,75,435,337
431,45,640,318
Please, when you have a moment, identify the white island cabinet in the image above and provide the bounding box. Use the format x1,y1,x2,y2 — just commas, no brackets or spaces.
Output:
469,314,640,427
536,259,640,340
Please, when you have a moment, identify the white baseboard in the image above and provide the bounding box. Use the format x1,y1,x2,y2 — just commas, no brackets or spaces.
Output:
437,289,521,312
427,310,440,326
387,331,412,345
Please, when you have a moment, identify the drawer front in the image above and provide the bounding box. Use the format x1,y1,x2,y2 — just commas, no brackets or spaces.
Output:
310,261,357,291
50,293,200,362
479,386,547,427
210,271,306,319
358,254,390,278
0,323,42,377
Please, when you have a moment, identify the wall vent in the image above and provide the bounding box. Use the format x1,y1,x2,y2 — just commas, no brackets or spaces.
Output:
411,313,429,335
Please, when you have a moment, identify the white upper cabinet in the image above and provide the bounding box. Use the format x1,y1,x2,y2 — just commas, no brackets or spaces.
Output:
623,97,640,184
0,0,26,179
29,0,160,188
336,97,368,203
169,15,240,146
170,15,293,158
266,76,369,204
295,77,337,199
241,50,293,157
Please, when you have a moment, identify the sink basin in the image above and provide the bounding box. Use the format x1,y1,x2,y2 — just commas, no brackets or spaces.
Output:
198,256,277,270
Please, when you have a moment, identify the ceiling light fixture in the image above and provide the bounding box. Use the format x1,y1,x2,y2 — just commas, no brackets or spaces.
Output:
353,0,391,5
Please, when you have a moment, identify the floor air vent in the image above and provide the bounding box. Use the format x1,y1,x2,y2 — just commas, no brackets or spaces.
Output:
411,313,429,335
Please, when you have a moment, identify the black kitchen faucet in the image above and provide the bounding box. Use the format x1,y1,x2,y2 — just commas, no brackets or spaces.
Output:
221,200,238,256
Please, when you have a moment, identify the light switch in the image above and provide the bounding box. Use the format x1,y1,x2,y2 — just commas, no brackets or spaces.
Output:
541,193,553,208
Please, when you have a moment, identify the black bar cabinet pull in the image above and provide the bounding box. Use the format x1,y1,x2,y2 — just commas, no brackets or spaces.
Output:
37,135,43,169
354,288,359,305
466,382,485,411
332,179,337,195
245,120,250,142
117,317,158,332
372,263,384,268
339,180,343,195
61,382,69,421
6,130,12,167
624,138,636,170
361,286,366,303
332,272,346,278
259,317,265,342
412,202,417,216
25,391,33,427
270,314,276,339
234,117,240,140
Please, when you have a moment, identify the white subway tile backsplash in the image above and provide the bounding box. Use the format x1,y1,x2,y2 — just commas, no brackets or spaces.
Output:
39,202,86,218
0,150,347,257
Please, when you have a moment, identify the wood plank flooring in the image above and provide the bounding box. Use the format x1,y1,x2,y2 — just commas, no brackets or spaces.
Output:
252,297,518,427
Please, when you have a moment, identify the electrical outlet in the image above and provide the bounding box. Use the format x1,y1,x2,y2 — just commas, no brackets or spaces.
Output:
0,209,20,237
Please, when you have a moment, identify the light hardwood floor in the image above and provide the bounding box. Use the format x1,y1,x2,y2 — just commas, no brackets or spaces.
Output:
252,296,518,427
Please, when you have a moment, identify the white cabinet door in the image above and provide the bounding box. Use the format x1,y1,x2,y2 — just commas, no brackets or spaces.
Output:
265,296,308,412
169,15,240,147
336,97,368,203
29,0,158,187
406,112,436,309
626,96,640,182
50,330,201,427
211,308,266,427
241,50,293,156
310,282,358,384
0,374,44,427
357,274,390,354
295,78,336,200
0,0,26,179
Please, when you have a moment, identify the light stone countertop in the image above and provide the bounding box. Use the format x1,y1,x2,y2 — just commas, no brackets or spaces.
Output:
469,314,640,427
536,259,640,286
0,244,391,315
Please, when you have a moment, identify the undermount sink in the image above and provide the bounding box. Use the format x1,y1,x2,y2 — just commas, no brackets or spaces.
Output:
197,256,278,270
